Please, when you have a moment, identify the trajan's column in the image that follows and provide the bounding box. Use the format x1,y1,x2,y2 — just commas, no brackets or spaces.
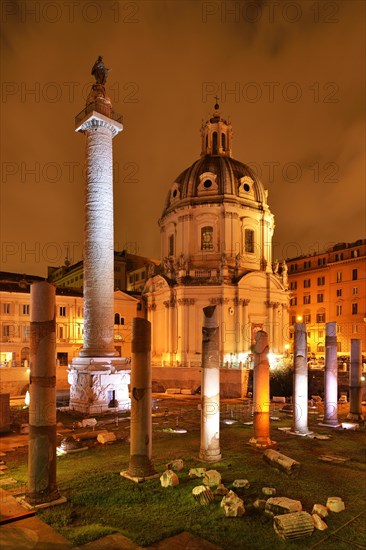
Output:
68,57,130,413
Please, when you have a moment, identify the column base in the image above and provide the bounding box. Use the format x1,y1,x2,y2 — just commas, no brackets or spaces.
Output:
346,413,364,421
68,357,131,414
198,449,222,463
21,492,66,509
120,471,160,484
318,420,341,428
249,436,276,449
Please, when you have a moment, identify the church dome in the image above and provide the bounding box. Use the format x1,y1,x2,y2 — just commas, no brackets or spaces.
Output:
161,104,268,220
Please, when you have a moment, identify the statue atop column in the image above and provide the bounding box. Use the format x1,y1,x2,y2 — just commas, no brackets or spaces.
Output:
91,56,110,85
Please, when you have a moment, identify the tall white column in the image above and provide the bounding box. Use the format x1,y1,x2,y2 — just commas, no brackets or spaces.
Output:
347,339,364,421
292,323,311,434
199,306,222,462
79,120,121,357
323,322,339,426
26,282,60,505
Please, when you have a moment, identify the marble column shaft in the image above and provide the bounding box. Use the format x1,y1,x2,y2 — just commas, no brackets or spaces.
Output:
80,124,116,357
292,323,310,434
26,282,59,504
323,322,339,426
348,339,364,421
199,306,222,462
250,330,274,448
127,318,156,477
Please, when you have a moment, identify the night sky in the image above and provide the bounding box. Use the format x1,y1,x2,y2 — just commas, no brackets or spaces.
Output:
1,0,365,277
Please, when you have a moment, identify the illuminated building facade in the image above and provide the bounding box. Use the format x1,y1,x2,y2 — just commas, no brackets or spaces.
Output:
287,240,366,358
143,105,290,369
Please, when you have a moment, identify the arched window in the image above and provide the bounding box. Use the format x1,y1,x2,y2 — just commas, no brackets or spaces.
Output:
212,132,218,154
245,229,255,253
169,234,174,256
201,226,214,250
114,313,120,325
221,133,226,150
205,135,208,149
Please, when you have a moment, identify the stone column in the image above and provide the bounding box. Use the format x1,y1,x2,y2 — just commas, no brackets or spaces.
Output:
242,299,250,352
199,306,222,462
121,318,157,481
292,323,311,434
272,303,280,353
249,330,275,448
79,122,119,357
26,282,60,505
347,339,364,421
266,301,274,347
323,322,340,426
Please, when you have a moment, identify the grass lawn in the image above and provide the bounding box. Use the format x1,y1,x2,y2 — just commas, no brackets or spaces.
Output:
3,397,366,549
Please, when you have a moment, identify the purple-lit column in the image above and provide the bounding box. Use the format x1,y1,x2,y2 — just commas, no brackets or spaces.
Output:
292,323,311,435
323,322,340,426
26,282,60,505
347,339,364,421
249,330,275,448
199,306,222,462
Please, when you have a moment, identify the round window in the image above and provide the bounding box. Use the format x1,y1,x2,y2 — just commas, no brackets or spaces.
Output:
203,179,212,189
243,183,250,192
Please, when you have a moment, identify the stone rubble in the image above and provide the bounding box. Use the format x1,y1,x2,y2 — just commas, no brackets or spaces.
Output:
326,496,345,513
189,467,206,479
232,479,250,489
220,490,245,517
203,470,222,487
312,514,328,530
160,469,179,488
97,431,117,444
265,497,302,516
81,418,98,428
166,459,184,472
312,503,328,518
214,483,229,496
192,485,214,505
262,487,276,496
273,511,314,540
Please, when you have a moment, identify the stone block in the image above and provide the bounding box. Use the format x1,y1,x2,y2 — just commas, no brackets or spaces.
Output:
312,514,328,530
326,496,345,513
203,470,222,487
274,511,314,540
253,499,267,511
221,490,245,517
189,468,206,478
97,431,117,444
265,497,302,516
166,459,184,471
81,418,98,428
232,479,250,489
160,469,179,487
214,483,228,496
262,487,276,496
312,504,328,518
192,485,214,505
273,396,286,403
165,388,181,394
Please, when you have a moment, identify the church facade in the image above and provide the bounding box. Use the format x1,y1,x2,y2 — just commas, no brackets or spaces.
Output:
143,105,290,370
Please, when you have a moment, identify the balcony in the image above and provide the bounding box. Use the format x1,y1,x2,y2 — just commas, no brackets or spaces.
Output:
75,101,123,126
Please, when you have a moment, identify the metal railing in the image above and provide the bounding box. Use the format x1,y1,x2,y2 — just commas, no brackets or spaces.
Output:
75,101,123,126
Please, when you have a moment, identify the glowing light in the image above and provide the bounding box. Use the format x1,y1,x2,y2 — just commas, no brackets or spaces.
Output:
25,391,30,406
296,315,303,322
284,344,290,350
26,368,30,375
361,376,365,382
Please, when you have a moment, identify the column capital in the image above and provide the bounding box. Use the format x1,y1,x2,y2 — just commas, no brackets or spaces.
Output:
75,111,123,137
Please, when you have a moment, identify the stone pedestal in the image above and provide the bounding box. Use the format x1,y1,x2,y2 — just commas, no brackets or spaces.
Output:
68,358,130,415
121,318,157,482
250,330,275,448
292,323,311,435
323,322,340,426
26,282,60,505
199,306,222,463
347,339,364,421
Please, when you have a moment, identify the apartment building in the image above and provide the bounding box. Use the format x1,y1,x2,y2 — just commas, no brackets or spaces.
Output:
0,272,145,368
287,239,366,358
